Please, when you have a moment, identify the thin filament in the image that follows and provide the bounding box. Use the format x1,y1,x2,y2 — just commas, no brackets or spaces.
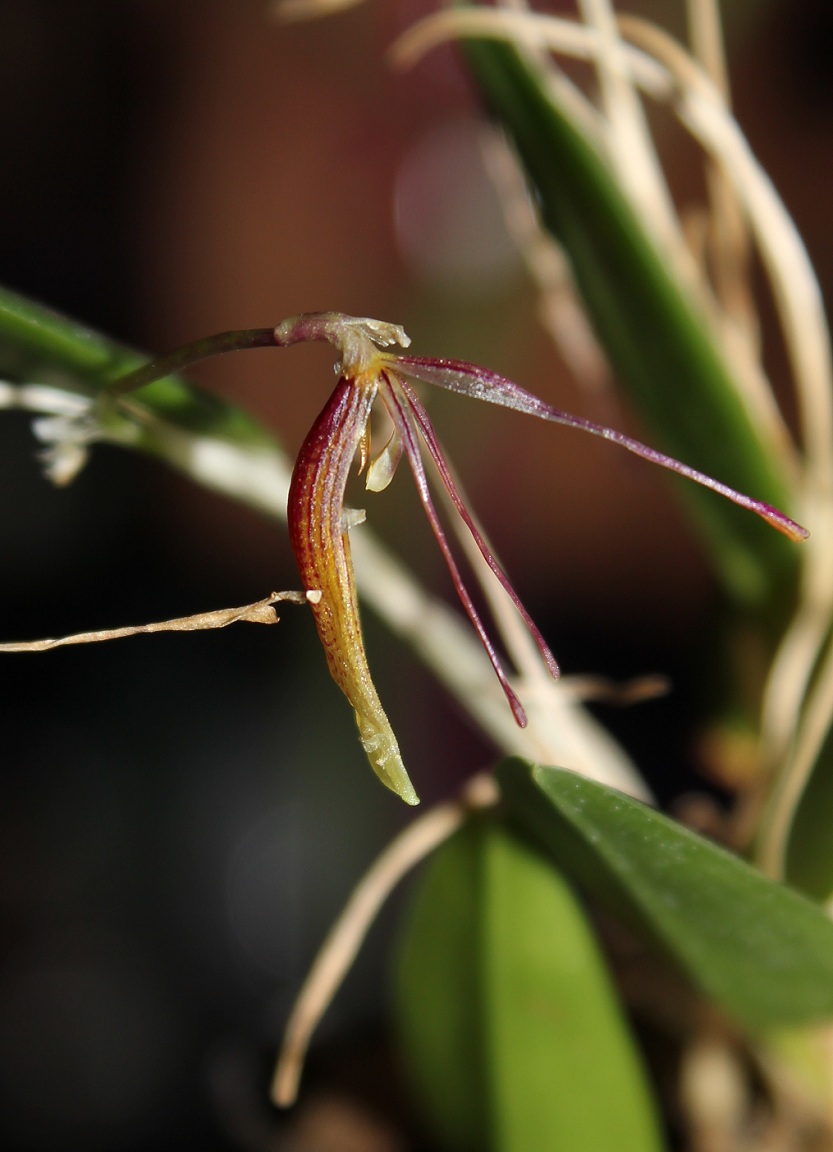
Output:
381,373,529,727
395,356,809,542
397,376,560,678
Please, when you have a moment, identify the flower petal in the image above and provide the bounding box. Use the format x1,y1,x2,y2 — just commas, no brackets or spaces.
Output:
366,427,404,493
397,375,560,681
288,374,419,805
379,371,532,727
392,355,810,542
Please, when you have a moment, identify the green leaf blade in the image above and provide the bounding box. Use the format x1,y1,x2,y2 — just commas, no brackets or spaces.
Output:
0,283,279,451
498,759,833,1031
395,815,664,1152
482,823,664,1152
395,821,490,1152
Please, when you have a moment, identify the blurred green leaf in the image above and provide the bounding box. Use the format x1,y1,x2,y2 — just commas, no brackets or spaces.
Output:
787,764,833,900
395,815,663,1152
461,34,798,607
0,284,278,448
498,759,833,1030
784,663,833,902
396,820,487,1152
0,285,138,382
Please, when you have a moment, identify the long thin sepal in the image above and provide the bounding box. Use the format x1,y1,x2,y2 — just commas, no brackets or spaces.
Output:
397,376,560,680
380,373,530,727
393,356,809,543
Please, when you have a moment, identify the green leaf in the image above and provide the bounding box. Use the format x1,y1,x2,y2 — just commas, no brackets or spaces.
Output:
395,819,488,1152
0,284,278,449
395,815,664,1152
460,34,798,608
0,284,138,382
498,759,833,1030
784,700,833,902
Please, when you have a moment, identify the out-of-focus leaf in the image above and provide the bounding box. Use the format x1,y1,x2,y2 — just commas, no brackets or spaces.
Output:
461,34,798,608
395,820,487,1152
0,284,278,447
0,286,136,381
764,1026,833,1114
395,815,663,1152
498,759,833,1030
784,699,833,902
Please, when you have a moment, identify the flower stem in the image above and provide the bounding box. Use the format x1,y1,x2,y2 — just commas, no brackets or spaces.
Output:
105,327,277,398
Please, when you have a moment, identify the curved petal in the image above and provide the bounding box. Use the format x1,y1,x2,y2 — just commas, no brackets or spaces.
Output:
366,426,405,493
288,374,419,805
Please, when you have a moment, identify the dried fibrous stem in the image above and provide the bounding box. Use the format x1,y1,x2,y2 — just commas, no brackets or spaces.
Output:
271,774,499,1107
578,0,682,260
559,672,671,706
0,591,319,652
685,0,757,344
479,129,610,390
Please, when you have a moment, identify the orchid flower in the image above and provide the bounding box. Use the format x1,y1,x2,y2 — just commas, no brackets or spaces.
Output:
100,312,808,806
272,313,807,806
278,313,562,806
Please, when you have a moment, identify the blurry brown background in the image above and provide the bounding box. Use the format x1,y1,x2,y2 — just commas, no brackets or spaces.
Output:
0,2,831,1149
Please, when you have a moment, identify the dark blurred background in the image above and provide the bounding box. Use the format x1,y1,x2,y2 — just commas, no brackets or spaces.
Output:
0,1,831,1149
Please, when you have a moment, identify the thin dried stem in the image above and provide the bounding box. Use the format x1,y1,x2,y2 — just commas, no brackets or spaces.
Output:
578,0,682,259
686,0,729,99
271,775,499,1107
758,630,833,878
686,0,759,348
760,544,833,768
496,0,605,149
479,126,610,390
0,591,318,652
555,672,671,706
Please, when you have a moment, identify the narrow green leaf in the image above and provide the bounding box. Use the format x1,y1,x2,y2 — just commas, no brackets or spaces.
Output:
482,823,664,1152
461,34,798,607
0,284,278,448
395,821,488,1152
0,285,137,381
395,815,664,1152
785,720,833,902
498,759,833,1030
